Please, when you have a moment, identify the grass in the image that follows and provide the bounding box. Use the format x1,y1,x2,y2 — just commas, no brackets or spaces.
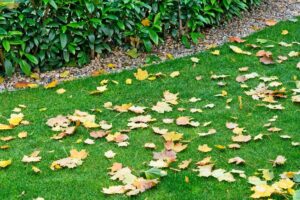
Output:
0,17,300,200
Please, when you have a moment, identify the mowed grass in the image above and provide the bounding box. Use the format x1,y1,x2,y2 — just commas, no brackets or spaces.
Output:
0,17,300,200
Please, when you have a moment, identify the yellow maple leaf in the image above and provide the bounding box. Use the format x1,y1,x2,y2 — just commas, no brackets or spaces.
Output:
163,132,183,142
251,184,275,199
70,149,88,160
0,159,12,168
274,178,295,189
8,113,24,126
134,68,149,81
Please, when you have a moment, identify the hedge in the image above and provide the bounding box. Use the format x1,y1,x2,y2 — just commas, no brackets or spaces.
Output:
0,0,261,76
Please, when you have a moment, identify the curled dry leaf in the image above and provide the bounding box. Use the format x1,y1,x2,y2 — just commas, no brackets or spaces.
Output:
228,157,245,165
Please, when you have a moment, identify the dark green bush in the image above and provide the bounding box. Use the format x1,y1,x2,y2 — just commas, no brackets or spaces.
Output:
0,0,261,76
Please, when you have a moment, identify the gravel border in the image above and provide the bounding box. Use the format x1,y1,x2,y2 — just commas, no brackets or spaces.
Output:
0,0,299,92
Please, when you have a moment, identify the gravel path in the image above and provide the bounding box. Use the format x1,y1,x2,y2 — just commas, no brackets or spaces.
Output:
0,0,299,92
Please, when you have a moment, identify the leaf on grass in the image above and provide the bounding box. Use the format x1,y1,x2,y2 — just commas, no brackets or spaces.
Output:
229,45,251,55
134,68,149,81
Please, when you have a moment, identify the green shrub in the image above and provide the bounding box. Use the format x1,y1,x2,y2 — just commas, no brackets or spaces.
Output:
0,0,261,76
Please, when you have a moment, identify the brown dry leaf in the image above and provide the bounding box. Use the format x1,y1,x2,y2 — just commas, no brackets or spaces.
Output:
15,82,38,89
265,19,277,26
134,68,149,81
198,144,212,153
232,135,251,143
178,159,192,169
228,36,245,43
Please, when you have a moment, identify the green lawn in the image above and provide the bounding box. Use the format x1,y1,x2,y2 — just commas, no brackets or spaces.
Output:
0,17,300,200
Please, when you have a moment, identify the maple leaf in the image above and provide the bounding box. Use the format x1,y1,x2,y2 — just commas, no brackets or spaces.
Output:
22,151,42,163
70,149,88,160
163,132,183,142
178,159,192,170
134,68,149,80
46,115,70,131
212,169,235,182
251,184,275,198
152,101,172,113
163,91,179,105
